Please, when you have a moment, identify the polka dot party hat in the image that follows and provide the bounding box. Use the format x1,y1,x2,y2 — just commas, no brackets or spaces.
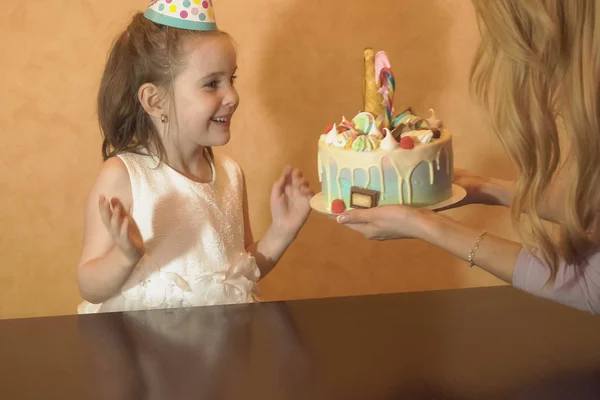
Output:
144,0,217,31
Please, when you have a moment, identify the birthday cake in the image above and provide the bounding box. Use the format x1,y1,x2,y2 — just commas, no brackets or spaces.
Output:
317,49,454,213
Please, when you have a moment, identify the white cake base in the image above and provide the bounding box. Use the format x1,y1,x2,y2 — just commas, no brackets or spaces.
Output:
310,184,467,218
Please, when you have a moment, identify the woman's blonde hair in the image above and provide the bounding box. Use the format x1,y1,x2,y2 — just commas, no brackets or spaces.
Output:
470,0,600,282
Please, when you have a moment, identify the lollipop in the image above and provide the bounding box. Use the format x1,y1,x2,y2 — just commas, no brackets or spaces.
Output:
379,67,395,129
375,51,395,129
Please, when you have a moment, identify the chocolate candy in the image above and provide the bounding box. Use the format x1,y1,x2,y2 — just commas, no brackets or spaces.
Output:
390,123,406,141
350,186,381,209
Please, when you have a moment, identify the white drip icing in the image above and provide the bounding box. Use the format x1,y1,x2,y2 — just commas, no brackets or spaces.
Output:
318,131,452,206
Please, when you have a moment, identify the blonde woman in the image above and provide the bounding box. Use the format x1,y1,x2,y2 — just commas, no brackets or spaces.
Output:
338,0,600,314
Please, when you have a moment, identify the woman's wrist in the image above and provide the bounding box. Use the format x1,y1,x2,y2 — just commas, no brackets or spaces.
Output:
409,208,445,242
409,205,520,283
476,177,514,207
413,208,479,252
411,209,482,264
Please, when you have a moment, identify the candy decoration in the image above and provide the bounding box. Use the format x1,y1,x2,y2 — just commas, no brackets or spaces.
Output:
379,67,395,129
351,135,379,152
380,128,399,150
374,113,385,130
375,51,392,85
325,123,338,144
350,187,380,208
331,199,346,214
363,49,385,117
375,51,394,129
391,107,414,129
402,130,434,143
426,109,443,130
333,132,352,148
415,118,432,130
418,131,434,143
337,124,351,133
390,123,407,141
340,118,355,131
345,134,360,149
367,122,384,139
352,112,375,134
392,113,433,132
392,113,417,129
399,136,415,150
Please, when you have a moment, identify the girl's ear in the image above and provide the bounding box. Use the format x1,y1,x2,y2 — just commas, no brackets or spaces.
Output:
138,83,168,118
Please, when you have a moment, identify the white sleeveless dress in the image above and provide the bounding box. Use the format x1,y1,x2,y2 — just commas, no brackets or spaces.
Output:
78,150,261,314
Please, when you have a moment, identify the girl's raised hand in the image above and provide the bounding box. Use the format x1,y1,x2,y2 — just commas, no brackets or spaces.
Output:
98,196,145,265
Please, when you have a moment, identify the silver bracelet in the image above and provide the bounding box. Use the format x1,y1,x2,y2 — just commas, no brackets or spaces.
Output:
467,231,488,268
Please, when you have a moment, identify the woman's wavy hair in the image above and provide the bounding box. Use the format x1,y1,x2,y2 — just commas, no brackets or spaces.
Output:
470,0,600,282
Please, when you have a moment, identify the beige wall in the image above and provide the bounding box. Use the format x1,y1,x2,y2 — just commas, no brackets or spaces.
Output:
0,0,516,319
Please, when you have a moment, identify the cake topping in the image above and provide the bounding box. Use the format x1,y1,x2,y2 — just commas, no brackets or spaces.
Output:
426,109,443,130
399,136,415,150
350,187,380,209
325,123,338,144
367,121,383,139
333,131,353,148
323,107,443,151
352,112,374,134
345,134,359,149
375,51,395,129
363,49,385,118
375,51,391,85
340,116,354,131
401,130,435,144
380,128,399,151
320,49,445,152
331,199,346,214
351,135,380,152
418,130,434,143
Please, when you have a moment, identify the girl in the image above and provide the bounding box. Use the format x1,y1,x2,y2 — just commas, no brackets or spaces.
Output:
338,0,600,314
77,1,313,313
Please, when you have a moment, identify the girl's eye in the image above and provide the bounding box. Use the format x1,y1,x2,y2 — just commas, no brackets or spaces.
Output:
206,80,219,89
231,75,238,84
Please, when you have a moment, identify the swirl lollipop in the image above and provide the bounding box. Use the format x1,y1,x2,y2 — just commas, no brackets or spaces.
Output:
379,67,395,129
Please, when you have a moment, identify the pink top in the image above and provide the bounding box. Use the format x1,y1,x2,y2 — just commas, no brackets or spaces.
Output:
513,248,600,314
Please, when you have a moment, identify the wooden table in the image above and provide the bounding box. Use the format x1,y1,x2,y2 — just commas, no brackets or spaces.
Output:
1,286,600,399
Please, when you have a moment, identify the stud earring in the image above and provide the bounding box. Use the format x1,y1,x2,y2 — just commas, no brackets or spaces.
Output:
160,114,168,123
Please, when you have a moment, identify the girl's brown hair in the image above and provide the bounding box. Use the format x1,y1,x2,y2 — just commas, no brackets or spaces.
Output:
98,12,227,161
470,0,600,282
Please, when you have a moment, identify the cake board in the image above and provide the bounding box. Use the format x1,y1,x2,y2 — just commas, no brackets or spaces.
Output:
310,184,467,218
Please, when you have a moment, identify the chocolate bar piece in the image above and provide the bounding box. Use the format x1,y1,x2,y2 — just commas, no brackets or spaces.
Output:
390,124,405,141
350,186,380,209
398,106,414,116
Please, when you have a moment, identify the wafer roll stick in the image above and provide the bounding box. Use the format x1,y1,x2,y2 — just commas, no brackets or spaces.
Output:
363,48,384,116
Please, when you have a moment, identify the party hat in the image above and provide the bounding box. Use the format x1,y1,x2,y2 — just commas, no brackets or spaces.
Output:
144,0,217,31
